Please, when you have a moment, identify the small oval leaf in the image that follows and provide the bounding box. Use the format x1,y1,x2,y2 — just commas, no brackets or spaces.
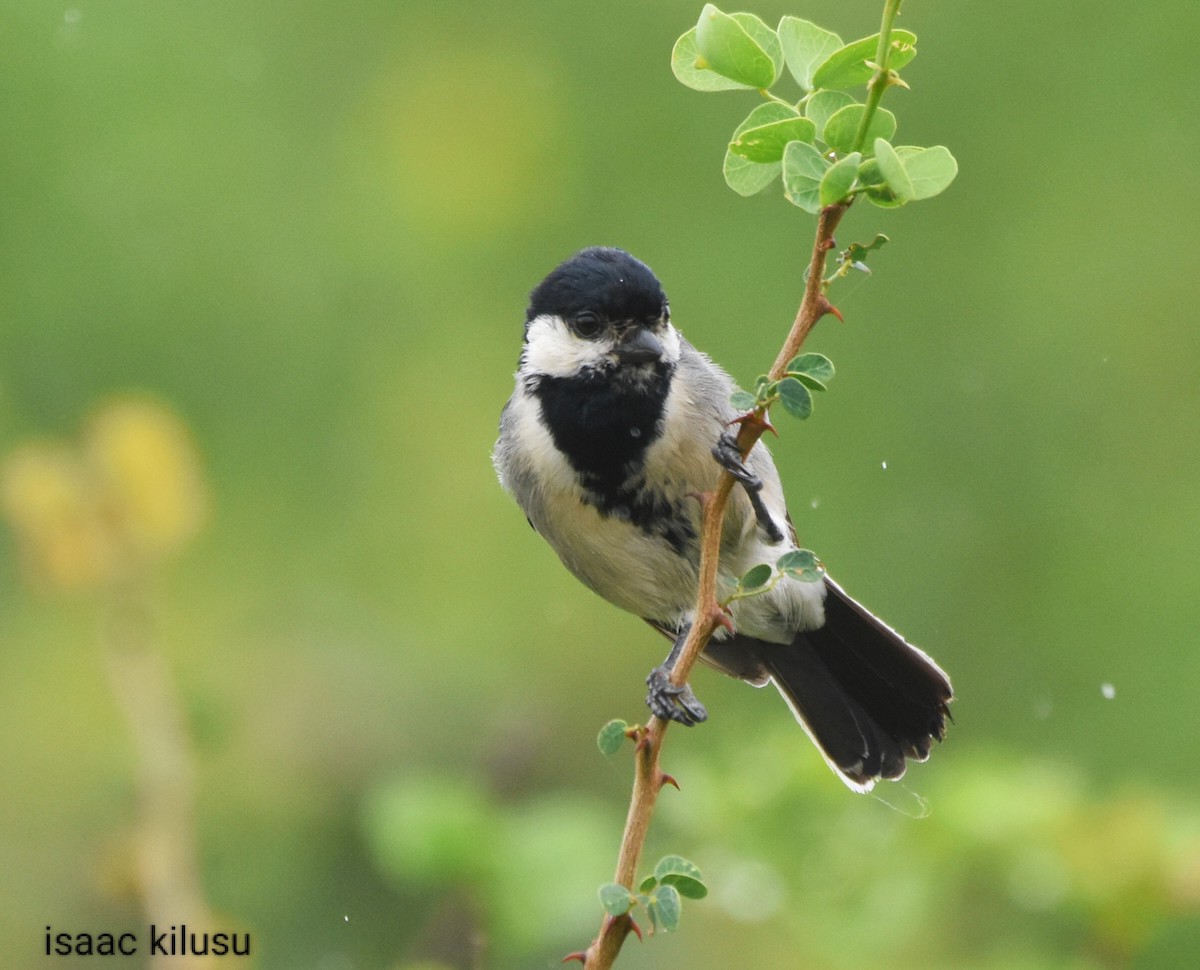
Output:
781,140,828,214
695,4,778,89
896,145,958,200
787,352,835,384
672,28,755,92
819,151,861,205
777,548,825,582
806,90,856,141
777,376,814,419
597,719,629,756
741,563,774,589
654,854,704,882
812,29,918,91
655,855,708,900
777,16,843,90
823,105,896,154
599,883,634,916
874,137,914,202
649,884,682,933
730,116,816,163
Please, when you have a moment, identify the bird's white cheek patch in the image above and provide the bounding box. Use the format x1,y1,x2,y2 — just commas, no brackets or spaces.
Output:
660,325,682,365
523,314,611,378
504,392,578,492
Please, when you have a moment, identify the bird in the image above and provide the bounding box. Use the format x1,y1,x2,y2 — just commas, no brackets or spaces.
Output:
492,246,952,791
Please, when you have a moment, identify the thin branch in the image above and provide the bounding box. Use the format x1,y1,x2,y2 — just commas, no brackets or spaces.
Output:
852,0,905,155
105,577,212,970
582,201,850,970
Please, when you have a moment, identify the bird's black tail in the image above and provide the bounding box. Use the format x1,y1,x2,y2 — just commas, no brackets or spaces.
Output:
721,578,953,791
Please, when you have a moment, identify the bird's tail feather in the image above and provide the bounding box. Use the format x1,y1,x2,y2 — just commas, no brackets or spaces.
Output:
749,578,952,791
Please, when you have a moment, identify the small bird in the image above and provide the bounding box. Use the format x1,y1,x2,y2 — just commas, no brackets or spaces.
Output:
493,247,952,791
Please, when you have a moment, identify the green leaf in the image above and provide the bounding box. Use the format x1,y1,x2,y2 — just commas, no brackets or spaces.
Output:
596,719,629,756
805,90,856,141
781,140,828,214
661,874,707,900
812,29,918,91
777,17,842,90
822,105,896,154
741,563,773,589
857,157,903,208
729,389,757,411
731,12,784,85
730,115,816,163
695,4,778,89
654,854,703,882
723,102,794,196
598,883,634,916
777,376,813,419
843,233,889,265
671,28,754,92
654,856,708,900
873,138,914,202
896,145,958,200
819,151,860,205
723,152,781,196
787,352,835,385
639,874,658,892
777,548,825,582
647,884,682,933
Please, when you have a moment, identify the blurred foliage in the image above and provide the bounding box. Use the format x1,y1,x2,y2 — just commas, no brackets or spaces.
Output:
2,1,1199,969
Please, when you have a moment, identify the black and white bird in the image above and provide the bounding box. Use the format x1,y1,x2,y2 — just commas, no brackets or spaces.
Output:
493,247,952,792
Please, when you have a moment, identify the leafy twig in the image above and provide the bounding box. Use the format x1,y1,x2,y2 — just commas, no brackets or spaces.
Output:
581,202,849,970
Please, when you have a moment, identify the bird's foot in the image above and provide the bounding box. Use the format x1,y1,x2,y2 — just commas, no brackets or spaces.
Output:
646,665,708,726
712,428,784,543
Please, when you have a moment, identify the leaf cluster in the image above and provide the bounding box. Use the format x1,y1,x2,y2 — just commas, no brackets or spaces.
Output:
730,548,825,607
730,351,834,420
598,856,708,934
673,5,957,211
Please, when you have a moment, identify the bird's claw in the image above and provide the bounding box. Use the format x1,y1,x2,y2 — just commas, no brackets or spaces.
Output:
646,666,708,726
712,428,785,543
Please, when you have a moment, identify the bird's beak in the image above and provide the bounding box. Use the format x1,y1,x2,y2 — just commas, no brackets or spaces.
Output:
615,326,664,365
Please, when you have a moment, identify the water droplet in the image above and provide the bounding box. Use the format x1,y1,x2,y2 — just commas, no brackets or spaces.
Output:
881,460,888,470
1100,682,1115,700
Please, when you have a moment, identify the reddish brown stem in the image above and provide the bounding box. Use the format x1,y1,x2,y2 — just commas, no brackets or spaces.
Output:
582,203,849,970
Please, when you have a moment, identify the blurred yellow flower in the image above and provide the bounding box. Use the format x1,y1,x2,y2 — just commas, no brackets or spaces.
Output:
1,442,116,591
1,396,208,591
85,397,208,565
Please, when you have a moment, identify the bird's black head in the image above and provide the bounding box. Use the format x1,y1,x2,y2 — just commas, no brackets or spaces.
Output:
526,247,669,335
520,248,676,381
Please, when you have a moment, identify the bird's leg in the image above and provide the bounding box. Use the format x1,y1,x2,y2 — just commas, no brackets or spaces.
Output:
646,625,708,726
712,428,784,543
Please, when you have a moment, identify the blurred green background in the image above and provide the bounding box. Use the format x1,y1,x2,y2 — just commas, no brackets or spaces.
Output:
2,1,1199,968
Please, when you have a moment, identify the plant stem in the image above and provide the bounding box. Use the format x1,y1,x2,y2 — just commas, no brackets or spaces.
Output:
581,201,849,970
851,0,904,154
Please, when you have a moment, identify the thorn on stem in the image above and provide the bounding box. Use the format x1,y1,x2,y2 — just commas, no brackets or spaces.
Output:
708,607,736,636
818,296,844,324
660,772,681,791
628,916,644,942
562,951,587,965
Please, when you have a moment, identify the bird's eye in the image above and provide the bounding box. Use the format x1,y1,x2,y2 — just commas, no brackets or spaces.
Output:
572,311,603,338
